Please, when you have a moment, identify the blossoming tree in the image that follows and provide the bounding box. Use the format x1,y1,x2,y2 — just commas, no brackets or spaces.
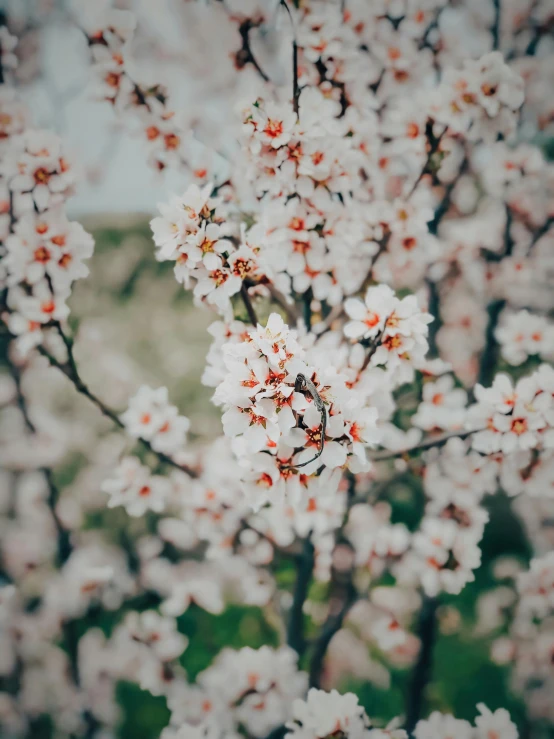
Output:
1,1,554,738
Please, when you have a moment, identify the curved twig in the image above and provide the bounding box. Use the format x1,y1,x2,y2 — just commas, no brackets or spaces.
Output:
283,374,327,470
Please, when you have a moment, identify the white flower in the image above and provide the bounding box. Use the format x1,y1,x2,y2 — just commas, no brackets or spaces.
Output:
413,711,473,739
496,310,554,366
124,610,188,662
199,646,307,738
286,688,370,739
249,100,297,150
120,386,190,456
344,285,397,341
102,457,170,516
470,370,550,455
474,704,518,739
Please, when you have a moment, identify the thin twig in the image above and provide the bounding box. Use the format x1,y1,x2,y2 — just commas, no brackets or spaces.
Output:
406,124,446,200
241,283,259,325
236,19,270,82
491,0,501,51
361,231,391,292
361,325,386,372
426,278,440,357
267,283,301,325
38,344,124,428
292,40,300,115
369,429,476,461
527,216,553,254
37,329,198,478
280,0,300,115
303,287,313,330
7,359,73,565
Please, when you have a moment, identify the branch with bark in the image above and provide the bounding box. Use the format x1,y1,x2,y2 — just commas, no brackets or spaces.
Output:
36,324,198,479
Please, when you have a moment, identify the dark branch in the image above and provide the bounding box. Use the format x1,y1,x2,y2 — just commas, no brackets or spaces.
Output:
37,326,198,478
236,20,270,82
477,299,505,388
241,283,259,325
528,216,553,254
287,537,315,656
266,283,300,325
280,0,300,115
309,577,357,688
405,596,439,734
406,122,446,199
491,0,501,50
7,359,73,565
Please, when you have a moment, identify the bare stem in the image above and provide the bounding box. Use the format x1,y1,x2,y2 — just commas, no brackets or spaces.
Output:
241,283,259,325
407,123,446,200
491,0,501,51
477,299,505,388
37,326,198,478
405,596,439,734
237,19,270,82
309,579,357,688
280,0,300,115
267,284,301,325
7,359,73,565
287,537,315,656
369,429,477,461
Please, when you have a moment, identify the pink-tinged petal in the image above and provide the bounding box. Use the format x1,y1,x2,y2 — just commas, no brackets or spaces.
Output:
203,252,222,271
224,275,242,296
344,297,367,321
326,414,345,438
244,423,272,452
320,441,347,468
500,434,518,454
292,391,309,412
303,402,322,428
190,581,224,614
285,428,308,447
277,405,296,432
344,320,367,339
493,413,511,432
256,398,276,419
222,407,248,436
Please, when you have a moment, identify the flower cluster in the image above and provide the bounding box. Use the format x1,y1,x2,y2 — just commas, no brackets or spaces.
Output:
469,366,554,456
495,309,554,367
1,0,554,737
431,51,525,142
214,312,381,511
344,284,433,384
161,646,307,739
102,456,171,516
414,705,518,739
285,688,405,739
151,182,265,316
84,7,193,174
399,439,493,597
120,385,190,457
0,43,94,356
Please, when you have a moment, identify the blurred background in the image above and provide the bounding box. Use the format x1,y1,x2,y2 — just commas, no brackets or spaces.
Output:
1,0,552,737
